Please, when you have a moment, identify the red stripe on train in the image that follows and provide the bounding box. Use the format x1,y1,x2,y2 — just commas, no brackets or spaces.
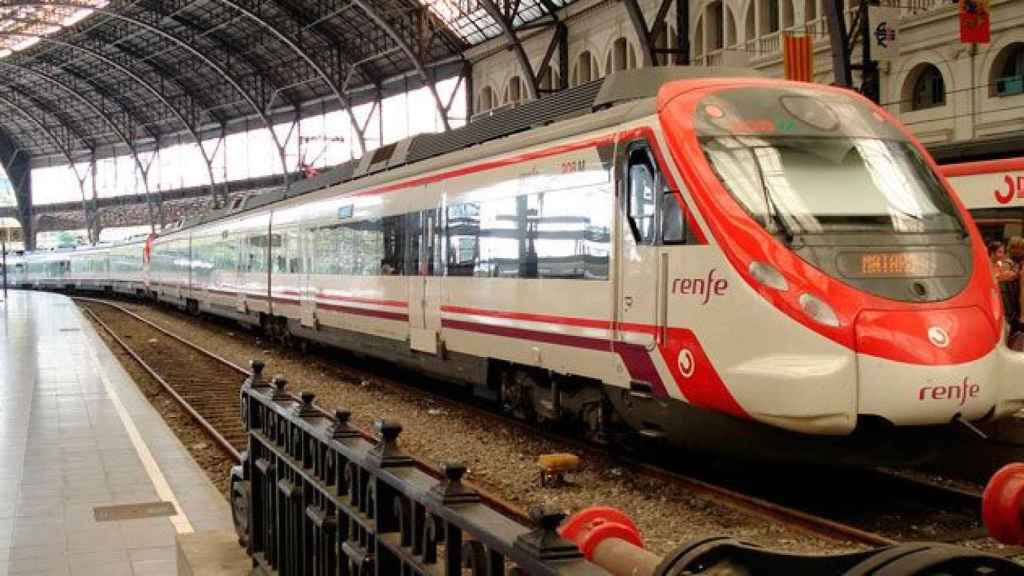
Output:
315,302,408,322
442,318,671,398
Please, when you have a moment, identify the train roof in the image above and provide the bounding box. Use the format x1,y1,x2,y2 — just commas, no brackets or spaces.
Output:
160,66,760,238
21,235,146,259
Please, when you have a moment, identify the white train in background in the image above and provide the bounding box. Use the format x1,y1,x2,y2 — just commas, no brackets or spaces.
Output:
7,68,1024,464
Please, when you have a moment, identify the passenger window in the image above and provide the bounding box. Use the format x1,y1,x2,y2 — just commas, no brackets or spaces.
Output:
627,147,657,244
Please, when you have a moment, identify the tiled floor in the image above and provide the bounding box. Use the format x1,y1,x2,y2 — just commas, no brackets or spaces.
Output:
0,291,232,576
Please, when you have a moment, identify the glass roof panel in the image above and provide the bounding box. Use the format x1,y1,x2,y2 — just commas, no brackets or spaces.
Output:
419,0,574,45
0,1,107,58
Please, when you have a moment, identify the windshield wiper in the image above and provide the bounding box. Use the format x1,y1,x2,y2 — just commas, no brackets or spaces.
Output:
749,149,796,245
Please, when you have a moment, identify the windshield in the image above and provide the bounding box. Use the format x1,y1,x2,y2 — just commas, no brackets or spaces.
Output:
697,88,964,236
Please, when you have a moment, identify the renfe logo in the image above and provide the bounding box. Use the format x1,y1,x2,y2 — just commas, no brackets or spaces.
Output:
918,377,980,406
672,268,728,305
994,174,1024,205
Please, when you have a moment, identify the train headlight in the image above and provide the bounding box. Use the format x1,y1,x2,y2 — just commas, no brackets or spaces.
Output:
799,293,840,328
749,261,788,291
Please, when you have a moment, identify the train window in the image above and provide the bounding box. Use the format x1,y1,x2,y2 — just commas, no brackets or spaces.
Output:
662,193,686,244
284,229,302,274
405,212,422,275
381,216,404,275
446,203,480,277
627,146,657,244
445,185,610,280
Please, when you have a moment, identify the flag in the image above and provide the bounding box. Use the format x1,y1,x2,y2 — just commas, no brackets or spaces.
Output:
960,0,990,44
783,34,813,82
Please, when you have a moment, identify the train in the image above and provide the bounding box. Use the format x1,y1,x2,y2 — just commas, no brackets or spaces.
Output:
7,68,1024,464
939,158,1024,245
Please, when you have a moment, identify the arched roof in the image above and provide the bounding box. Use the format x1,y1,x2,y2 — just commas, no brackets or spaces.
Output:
0,0,576,166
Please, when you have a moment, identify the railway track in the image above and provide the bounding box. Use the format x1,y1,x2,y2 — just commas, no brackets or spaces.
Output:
75,296,1005,553
76,297,249,462
73,297,531,524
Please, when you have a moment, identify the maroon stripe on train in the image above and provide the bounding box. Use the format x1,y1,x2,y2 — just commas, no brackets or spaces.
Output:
316,302,408,322
441,318,669,398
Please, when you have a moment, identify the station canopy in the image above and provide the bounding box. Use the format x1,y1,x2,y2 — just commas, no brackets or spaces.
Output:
0,0,575,167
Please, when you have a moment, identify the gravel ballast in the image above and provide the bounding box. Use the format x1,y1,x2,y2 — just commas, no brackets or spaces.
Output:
78,299,876,557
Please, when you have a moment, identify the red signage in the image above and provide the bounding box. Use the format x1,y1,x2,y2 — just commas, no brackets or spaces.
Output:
994,174,1024,205
960,0,990,44
783,34,813,82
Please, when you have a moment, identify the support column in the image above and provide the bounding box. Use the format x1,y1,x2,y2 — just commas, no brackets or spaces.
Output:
0,132,33,250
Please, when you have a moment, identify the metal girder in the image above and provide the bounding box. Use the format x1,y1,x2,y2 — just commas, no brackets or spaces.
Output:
163,8,300,111
276,0,385,85
0,59,155,148
623,0,683,68
349,0,452,131
0,34,217,189
11,61,160,233
477,0,539,101
75,26,223,126
0,82,89,158
0,129,33,249
0,1,291,183
1,17,159,141
212,0,368,154
535,22,566,93
825,0,852,87
0,90,74,164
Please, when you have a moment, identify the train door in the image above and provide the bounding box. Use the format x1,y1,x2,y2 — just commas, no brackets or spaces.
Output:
300,226,316,328
408,205,442,354
615,141,663,356
235,232,247,314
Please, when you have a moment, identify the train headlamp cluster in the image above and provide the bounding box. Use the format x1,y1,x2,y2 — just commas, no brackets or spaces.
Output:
749,261,839,328
749,261,788,291
799,293,840,328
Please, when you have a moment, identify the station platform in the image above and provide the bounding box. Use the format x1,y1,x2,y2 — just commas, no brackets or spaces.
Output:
0,291,233,576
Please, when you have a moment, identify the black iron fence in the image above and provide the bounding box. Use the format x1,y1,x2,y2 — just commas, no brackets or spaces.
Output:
230,361,1024,576
231,361,603,576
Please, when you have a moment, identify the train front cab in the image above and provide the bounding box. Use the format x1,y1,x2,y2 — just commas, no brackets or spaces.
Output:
612,79,1024,460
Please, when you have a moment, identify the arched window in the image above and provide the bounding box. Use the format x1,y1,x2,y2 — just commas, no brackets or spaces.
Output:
571,50,600,86
605,37,638,73
694,14,705,57
907,64,945,110
762,0,780,34
504,76,524,105
477,86,494,112
744,1,755,42
993,43,1024,97
725,6,737,47
804,0,817,23
707,1,724,51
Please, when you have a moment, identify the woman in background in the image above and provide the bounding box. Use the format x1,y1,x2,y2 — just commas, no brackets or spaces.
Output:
991,240,1020,333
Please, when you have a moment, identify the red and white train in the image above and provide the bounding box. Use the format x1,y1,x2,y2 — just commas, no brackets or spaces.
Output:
10,69,1024,462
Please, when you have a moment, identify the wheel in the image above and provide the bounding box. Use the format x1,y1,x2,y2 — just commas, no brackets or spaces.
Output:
580,400,608,444
501,369,537,420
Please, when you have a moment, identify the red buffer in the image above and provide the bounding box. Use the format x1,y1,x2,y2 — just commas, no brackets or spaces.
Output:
559,506,661,576
982,462,1024,544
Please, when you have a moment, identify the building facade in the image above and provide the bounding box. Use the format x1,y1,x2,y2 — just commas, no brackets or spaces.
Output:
466,0,1024,162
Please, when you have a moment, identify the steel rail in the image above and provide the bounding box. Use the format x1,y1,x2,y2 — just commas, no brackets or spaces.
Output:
72,296,534,525
77,298,245,463
78,295,1006,550
77,295,902,546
